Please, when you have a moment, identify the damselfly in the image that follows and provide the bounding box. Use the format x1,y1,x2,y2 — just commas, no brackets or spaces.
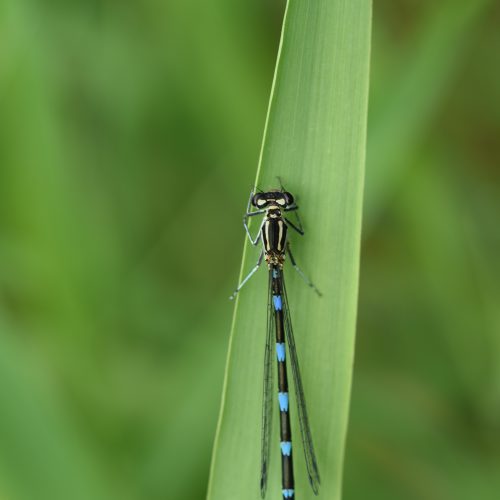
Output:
230,182,321,500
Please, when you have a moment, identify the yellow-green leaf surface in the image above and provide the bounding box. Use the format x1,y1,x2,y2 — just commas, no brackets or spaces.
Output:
208,1,371,499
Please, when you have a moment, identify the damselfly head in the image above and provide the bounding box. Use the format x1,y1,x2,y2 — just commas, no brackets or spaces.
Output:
252,190,294,209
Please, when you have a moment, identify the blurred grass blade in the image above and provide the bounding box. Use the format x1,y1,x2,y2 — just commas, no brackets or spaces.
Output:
0,321,111,500
364,0,492,228
208,1,371,499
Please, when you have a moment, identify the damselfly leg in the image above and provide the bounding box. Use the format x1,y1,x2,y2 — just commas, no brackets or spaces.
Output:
284,217,304,236
284,205,304,237
229,250,264,300
286,243,322,297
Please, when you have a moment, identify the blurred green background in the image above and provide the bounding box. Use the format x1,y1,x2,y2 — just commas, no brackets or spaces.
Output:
0,1,498,499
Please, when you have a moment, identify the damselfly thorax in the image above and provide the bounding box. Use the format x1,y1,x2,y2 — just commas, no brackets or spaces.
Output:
261,205,288,267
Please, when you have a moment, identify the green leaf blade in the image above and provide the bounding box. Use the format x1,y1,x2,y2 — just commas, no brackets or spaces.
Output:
208,1,371,499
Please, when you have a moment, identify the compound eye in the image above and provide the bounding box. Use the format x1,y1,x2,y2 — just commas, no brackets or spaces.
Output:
283,192,294,206
252,194,268,208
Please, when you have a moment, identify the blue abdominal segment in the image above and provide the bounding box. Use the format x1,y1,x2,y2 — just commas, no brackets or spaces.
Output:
276,343,286,362
278,392,289,412
273,295,282,311
280,441,292,456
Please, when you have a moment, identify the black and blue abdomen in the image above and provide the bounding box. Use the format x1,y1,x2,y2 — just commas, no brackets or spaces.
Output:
271,267,295,499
